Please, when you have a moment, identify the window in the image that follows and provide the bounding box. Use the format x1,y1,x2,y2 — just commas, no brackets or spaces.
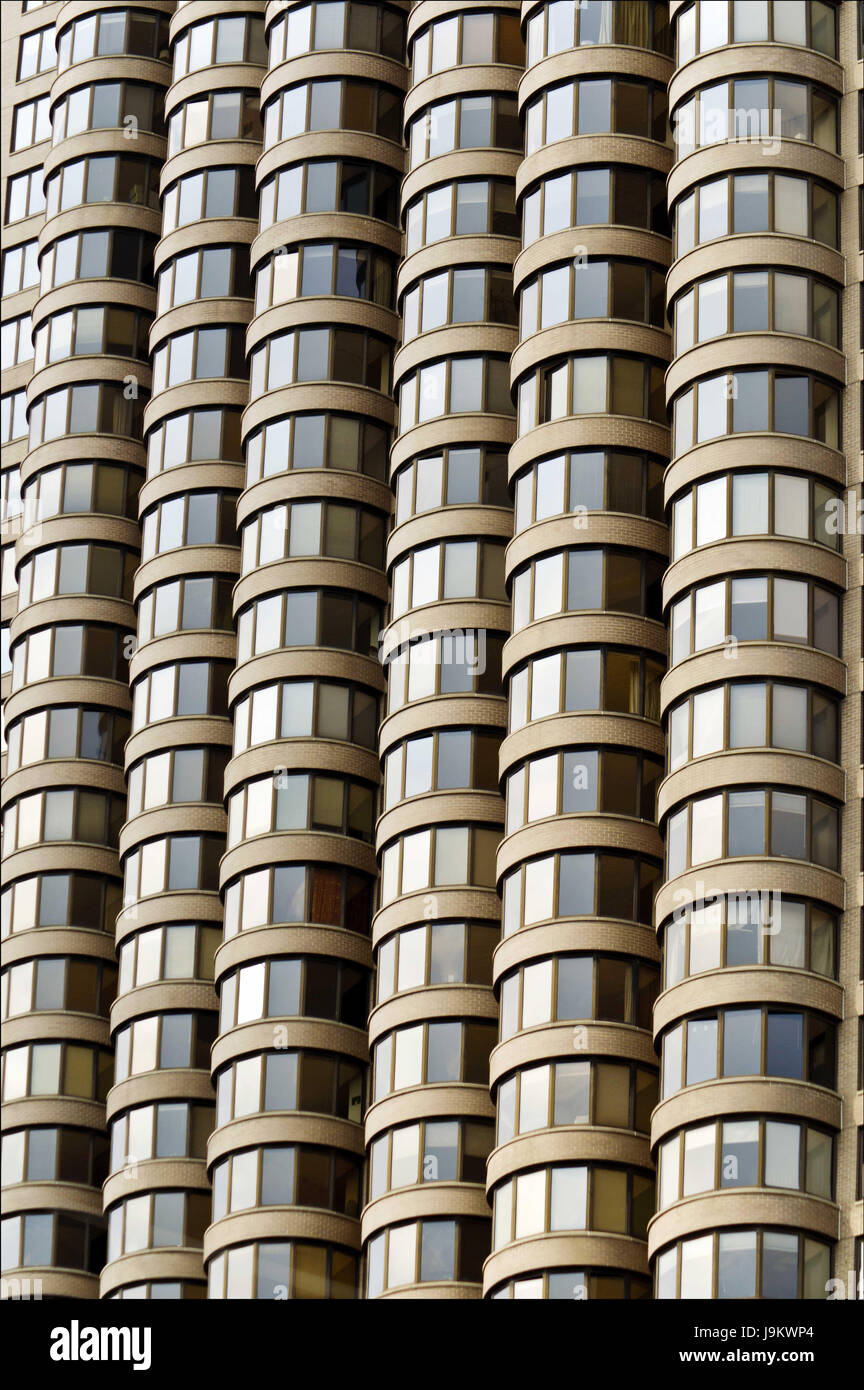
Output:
12,96,50,149
259,159,399,230
126,744,228,817
656,1229,831,1299
255,241,395,313
10,625,128,694
6,705,130,773
408,94,519,166
161,167,257,233
2,241,39,295
219,957,368,1032
222,863,373,939
390,539,507,618
507,748,661,828
521,259,666,335
666,787,839,876
493,1164,654,1247
399,356,512,430
208,1240,357,1299
212,1144,362,1220
3,1126,108,1190
130,662,231,732
414,8,523,74
113,1013,217,1083
660,1116,833,1210
376,922,497,1002
525,77,667,154
366,1217,488,1294
675,269,839,351
497,1059,657,1142
41,229,155,292
2,957,116,1021
374,1021,495,1099
53,81,165,142
667,681,839,773
235,589,382,662
675,173,838,254
0,1212,106,1276
499,955,658,1038
17,23,56,78
136,576,234,643
384,731,499,808
244,412,388,484
675,77,837,157
386,630,506,714
518,355,666,432
215,1049,364,1125
158,246,252,313
151,328,247,393
226,770,376,845
1,393,28,444
141,492,237,559
167,90,261,154
669,575,840,663
173,13,266,74
501,851,660,936
405,178,518,251
661,1007,836,1098
5,170,46,224
6,784,123,854
395,447,509,522
146,408,243,476
57,10,170,68
508,648,662,732
672,471,842,557
677,0,836,60
34,305,152,370
492,1269,650,1299
1,1042,111,1103
250,326,391,396
240,499,385,571
232,678,378,754
269,3,406,63
122,834,223,905
264,79,401,146
27,382,148,449
109,1103,213,1174
117,927,220,993
19,463,140,526
1,873,120,939
107,1192,209,1260
370,1119,492,1198
402,266,516,341
16,543,137,608
522,166,669,245
526,0,670,59
514,450,664,531
45,155,162,216
379,827,500,905
511,547,664,631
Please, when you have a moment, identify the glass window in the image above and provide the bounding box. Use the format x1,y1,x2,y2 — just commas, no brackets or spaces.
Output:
686,1018,717,1085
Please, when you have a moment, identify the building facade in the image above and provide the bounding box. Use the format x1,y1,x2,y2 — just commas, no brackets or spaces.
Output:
1,0,861,1302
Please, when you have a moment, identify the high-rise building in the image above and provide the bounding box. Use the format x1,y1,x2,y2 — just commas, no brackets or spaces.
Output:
1,0,861,1304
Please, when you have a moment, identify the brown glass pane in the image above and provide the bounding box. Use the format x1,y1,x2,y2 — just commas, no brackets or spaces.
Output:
592,1166,628,1232
603,752,638,816
293,1242,328,1297
310,866,342,926
296,1147,330,1209
298,1053,334,1113
596,958,632,1022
